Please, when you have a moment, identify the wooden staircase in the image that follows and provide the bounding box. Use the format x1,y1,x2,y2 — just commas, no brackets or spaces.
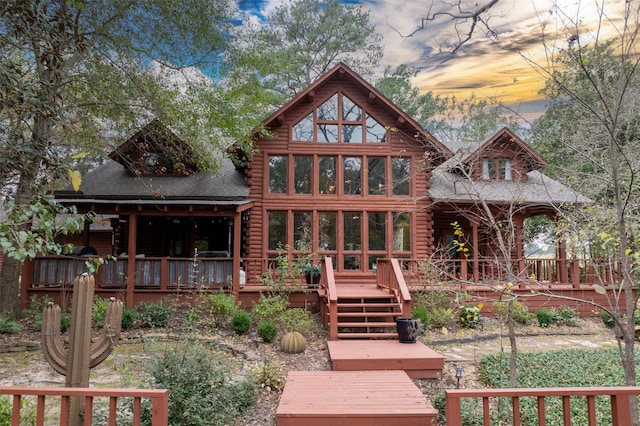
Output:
333,287,401,339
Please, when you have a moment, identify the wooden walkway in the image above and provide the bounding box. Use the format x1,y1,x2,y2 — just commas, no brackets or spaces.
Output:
276,370,437,426
327,340,444,379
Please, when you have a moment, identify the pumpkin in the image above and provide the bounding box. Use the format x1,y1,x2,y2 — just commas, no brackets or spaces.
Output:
280,331,306,354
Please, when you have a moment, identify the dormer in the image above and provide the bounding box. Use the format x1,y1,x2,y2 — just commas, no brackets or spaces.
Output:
108,119,197,177
462,128,545,183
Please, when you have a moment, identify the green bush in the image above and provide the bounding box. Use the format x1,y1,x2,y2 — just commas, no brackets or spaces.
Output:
634,309,640,325
411,305,430,329
458,305,481,328
277,307,315,334
23,294,52,330
493,300,532,325
121,308,137,330
247,358,286,391
0,317,23,334
60,313,71,333
600,309,616,328
429,307,455,328
257,320,278,343
207,292,239,326
232,310,252,335
536,308,555,327
143,341,256,425
92,297,109,325
557,306,578,326
250,293,289,324
136,301,172,328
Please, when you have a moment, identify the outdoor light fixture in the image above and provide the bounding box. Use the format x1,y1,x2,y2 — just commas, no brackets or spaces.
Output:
250,331,258,348
555,315,563,326
455,366,464,389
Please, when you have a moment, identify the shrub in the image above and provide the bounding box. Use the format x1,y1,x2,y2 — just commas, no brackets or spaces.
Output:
184,307,200,325
432,392,482,425
600,309,616,328
232,310,252,335
136,301,172,328
247,358,286,391
60,313,71,333
536,308,555,327
634,309,640,325
557,306,578,326
121,308,137,330
278,307,315,334
0,317,22,334
411,305,430,330
429,307,455,328
23,294,52,330
250,293,289,324
207,292,238,326
144,341,256,425
92,297,109,325
257,320,278,343
458,305,481,328
493,300,532,325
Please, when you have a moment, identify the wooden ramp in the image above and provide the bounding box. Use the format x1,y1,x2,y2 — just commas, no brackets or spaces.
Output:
327,340,444,379
276,370,437,426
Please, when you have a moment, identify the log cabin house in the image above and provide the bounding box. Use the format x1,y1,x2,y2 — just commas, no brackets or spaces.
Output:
21,63,610,322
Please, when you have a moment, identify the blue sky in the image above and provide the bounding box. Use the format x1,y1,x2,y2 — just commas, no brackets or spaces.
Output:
237,0,628,123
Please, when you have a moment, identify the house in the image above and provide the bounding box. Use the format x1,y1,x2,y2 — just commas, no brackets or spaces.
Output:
21,63,603,317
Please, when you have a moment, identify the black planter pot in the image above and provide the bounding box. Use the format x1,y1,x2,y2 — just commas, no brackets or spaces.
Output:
396,317,419,343
305,272,320,288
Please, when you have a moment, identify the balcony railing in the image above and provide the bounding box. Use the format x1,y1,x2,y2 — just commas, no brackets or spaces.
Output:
0,386,168,426
445,386,640,426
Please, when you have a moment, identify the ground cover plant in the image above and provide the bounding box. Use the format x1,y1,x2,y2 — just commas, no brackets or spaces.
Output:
478,348,640,424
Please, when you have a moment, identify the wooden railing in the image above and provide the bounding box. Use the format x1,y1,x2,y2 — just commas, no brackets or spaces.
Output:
321,257,339,340
445,387,640,426
0,386,168,426
376,259,412,317
30,256,233,289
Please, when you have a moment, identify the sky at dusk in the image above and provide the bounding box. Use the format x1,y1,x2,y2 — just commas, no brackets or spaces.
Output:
240,0,629,124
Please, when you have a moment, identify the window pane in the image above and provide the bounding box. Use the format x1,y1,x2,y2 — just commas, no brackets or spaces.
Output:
344,212,361,251
294,211,312,248
318,124,338,142
293,113,314,141
294,156,312,194
342,95,362,121
319,156,336,194
368,212,386,251
500,159,512,180
343,157,361,195
319,212,336,250
318,94,338,120
342,125,362,143
483,158,495,179
268,211,287,250
368,157,386,195
366,114,387,142
343,255,362,270
393,212,411,251
269,155,287,193
392,158,410,195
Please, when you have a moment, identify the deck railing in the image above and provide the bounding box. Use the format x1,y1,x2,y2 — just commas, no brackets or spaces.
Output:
376,259,412,317
30,256,233,289
0,386,168,426
445,387,640,426
321,257,339,340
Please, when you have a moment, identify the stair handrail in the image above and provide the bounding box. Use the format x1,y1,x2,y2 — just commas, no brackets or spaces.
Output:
321,256,339,340
388,259,412,318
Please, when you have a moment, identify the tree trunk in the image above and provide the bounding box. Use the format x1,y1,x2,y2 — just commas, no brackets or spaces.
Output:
0,254,23,319
508,297,518,387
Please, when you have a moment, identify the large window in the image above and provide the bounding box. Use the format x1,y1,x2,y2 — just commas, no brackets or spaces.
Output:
344,157,362,195
294,156,312,194
368,158,386,195
268,211,287,250
393,212,411,251
392,158,410,195
269,156,287,193
319,156,336,194
292,92,386,143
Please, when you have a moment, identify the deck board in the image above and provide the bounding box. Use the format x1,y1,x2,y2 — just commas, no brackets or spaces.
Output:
276,370,437,426
328,340,444,379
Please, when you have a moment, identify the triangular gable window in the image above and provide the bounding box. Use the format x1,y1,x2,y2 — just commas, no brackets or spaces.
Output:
292,92,386,143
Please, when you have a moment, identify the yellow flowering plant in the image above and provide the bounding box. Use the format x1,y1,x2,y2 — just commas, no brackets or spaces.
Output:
458,303,483,328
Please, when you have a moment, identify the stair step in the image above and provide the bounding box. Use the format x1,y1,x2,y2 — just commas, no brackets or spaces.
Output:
337,302,399,308
337,332,398,339
337,312,399,317
337,321,397,328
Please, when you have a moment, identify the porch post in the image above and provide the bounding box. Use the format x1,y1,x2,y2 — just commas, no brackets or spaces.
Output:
126,214,137,308
515,216,525,280
471,221,479,283
232,210,242,301
558,237,569,286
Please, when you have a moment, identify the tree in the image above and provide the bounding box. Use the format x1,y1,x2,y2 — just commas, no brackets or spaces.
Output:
0,0,260,318
528,2,640,421
230,0,383,104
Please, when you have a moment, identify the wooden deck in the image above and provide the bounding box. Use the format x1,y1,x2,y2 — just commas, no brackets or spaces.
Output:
276,370,438,426
327,340,444,379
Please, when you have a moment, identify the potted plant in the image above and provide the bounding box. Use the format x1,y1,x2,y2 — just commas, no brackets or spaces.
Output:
304,262,321,287
396,317,421,343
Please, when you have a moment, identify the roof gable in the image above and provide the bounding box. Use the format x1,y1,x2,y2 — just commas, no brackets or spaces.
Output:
259,62,451,163
108,119,198,176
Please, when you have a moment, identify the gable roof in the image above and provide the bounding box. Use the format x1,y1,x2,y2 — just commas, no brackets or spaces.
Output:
258,62,452,164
